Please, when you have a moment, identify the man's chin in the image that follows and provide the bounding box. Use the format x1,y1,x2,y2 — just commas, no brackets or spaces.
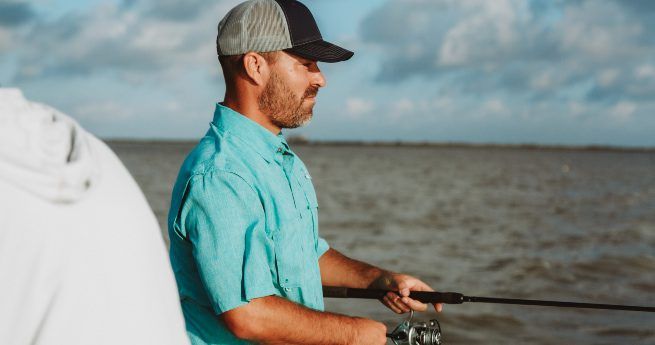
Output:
290,115,313,129
287,113,313,129
273,114,311,129
300,108,314,124
298,115,313,127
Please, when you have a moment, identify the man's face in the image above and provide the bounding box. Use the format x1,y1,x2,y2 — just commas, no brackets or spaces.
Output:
258,52,326,129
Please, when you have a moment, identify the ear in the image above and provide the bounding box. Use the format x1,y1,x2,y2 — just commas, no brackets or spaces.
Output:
242,52,270,87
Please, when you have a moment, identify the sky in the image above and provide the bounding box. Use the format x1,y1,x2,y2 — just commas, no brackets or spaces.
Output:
1,0,654,147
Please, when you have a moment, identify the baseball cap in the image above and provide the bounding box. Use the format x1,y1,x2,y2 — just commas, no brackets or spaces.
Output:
216,0,354,63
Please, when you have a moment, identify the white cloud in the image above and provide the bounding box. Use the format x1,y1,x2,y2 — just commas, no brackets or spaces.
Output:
609,101,637,122
346,98,374,117
597,69,621,87
3,0,654,145
364,0,655,97
568,101,588,118
12,0,242,81
73,100,134,121
556,1,644,60
392,98,415,113
635,64,655,80
482,99,507,115
438,0,529,67
0,28,11,52
530,71,554,91
432,96,454,110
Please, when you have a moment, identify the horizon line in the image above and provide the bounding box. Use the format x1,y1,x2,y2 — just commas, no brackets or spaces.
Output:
104,138,655,153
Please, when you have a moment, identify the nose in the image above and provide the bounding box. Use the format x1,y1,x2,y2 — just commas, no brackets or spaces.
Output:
311,63,326,88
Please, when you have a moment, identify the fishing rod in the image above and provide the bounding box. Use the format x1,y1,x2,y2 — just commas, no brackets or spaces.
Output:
323,286,655,312
323,286,655,345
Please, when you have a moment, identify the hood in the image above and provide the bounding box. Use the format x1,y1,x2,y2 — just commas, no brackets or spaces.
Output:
0,88,99,203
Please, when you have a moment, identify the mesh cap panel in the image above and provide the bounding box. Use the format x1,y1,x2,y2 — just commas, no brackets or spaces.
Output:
217,0,292,56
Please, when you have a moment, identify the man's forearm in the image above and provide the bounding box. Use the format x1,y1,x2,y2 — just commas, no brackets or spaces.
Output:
222,295,384,345
318,248,396,289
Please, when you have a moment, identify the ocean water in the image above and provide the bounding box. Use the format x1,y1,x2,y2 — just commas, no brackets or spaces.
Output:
111,141,655,345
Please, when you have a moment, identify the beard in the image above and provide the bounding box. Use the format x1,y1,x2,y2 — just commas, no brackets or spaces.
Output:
258,71,318,129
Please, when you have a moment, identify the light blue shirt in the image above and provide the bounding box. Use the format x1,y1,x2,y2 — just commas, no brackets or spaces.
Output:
168,103,329,344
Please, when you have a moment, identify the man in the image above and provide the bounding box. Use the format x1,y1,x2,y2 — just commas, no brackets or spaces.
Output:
0,88,190,345
168,1,442,344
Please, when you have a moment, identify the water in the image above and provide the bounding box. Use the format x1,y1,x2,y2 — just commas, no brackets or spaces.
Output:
111,141,655,345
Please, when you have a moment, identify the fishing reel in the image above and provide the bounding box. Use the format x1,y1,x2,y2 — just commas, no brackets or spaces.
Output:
388,310,442,345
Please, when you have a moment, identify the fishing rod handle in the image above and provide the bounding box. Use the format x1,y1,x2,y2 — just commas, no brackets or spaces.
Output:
322,286,464,304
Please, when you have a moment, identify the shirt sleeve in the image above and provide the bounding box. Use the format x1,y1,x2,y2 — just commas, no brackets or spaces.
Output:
179,170,278,314
317,236,330,257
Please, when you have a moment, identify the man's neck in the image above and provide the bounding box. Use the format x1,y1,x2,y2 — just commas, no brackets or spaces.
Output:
222,96,281,135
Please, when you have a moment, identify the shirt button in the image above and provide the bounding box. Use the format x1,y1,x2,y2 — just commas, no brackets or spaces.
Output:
284,287,291,292
276,147,283,153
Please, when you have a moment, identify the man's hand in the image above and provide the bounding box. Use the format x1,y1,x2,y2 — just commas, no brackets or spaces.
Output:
369,272,443,314
351,317,388,345
318,249,442,314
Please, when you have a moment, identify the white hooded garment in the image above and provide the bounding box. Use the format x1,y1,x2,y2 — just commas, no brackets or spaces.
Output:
0,89,190,345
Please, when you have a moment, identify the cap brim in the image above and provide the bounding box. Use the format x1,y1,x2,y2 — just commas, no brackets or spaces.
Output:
285,40,354,63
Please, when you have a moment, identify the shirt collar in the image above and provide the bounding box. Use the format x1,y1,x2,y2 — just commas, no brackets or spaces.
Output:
211,103,292,163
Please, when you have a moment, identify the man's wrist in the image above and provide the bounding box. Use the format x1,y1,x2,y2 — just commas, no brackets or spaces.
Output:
365,269,397,289
344,316,362,345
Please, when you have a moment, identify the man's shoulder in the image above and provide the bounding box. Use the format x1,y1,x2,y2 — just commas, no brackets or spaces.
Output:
168,133,262,230
179,133,262,186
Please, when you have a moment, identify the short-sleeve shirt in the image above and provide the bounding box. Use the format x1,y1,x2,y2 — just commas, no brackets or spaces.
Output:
168,103,329,345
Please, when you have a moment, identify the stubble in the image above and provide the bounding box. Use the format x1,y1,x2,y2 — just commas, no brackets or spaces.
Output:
258,71,318,129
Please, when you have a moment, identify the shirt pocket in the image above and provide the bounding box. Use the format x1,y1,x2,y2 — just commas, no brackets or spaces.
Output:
273,217,306,289
295,169,319,250
296,168,319,209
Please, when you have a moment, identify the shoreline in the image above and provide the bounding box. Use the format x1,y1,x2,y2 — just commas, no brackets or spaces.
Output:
105,139,655,154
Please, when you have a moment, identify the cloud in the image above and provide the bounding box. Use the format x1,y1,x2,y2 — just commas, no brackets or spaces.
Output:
437,0,539,67
347,0,654,145
0,28,11,52
0,1,35,52
144,0,209,21
612,0,655,14
73,100,135,121
635,64,655,80
3,0,654,145
346,98,374,117
609,101,637,122
360,0,655,105
0,2,35,27
360,0,553,82
10,0,241,82
392,98,415,114
482,99,508,116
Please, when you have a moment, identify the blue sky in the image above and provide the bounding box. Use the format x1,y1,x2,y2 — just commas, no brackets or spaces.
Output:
1,0,654,146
